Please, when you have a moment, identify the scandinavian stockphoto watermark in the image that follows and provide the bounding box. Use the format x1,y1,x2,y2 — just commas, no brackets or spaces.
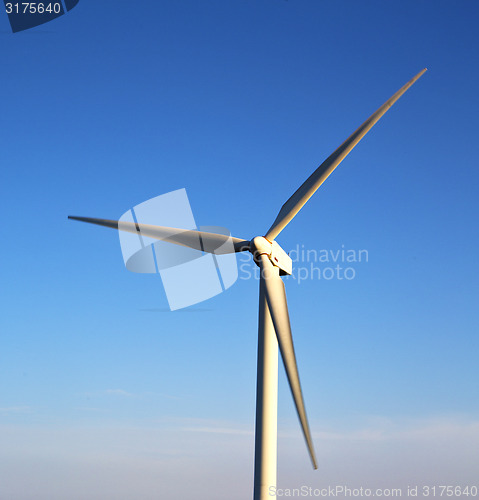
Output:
239,243,368,284
117,189,368,310
118,189,238,311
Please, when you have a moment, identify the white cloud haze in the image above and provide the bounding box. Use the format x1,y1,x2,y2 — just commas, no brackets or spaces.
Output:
0,415,477,499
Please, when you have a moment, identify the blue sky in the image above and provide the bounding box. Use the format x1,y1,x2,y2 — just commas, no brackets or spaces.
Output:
1,1,478,498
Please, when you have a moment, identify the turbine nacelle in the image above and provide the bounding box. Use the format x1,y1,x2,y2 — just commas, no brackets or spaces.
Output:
250,236,293,276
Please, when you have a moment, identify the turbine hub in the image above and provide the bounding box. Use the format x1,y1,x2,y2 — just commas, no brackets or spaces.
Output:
250,236,292,276
251,236,272,257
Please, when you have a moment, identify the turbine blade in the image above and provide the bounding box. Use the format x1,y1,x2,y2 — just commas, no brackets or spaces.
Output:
68,216,250,254
265,68,427,241
259,254,318,469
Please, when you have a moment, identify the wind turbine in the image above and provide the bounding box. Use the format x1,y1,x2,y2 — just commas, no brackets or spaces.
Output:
69,68,426,500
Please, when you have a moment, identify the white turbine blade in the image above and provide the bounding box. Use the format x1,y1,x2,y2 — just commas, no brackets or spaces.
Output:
265,68,427,241
259,254,318,469
68,216,250,254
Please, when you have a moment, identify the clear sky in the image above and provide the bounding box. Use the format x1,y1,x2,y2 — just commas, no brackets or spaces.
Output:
1,1,478,499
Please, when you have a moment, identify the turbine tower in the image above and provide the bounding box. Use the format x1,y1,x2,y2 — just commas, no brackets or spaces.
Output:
69,69,426,500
